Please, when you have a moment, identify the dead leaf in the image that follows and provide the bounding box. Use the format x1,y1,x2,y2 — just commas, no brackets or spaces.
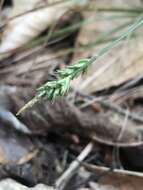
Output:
0,0,86,59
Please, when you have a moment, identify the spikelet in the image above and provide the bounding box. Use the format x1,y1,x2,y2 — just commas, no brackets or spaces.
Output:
0,0,87,59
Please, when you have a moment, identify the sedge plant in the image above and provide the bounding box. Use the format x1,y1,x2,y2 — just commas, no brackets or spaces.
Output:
17,16,143,115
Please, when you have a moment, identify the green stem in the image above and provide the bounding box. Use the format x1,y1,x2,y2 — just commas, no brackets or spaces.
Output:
89,16,143,64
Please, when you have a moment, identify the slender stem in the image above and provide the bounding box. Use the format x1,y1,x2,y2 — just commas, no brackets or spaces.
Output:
89,16,143,64
17,16,143,114
87,6,143,14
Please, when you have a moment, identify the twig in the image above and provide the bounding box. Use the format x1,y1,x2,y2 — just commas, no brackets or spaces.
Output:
55,142,93,190
86,6,143,14
97,100,143,123
83,163,143,178
80,95,143,123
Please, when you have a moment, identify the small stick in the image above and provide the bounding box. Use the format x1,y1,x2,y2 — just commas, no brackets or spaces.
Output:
84,163,143,178
55,142,93,190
